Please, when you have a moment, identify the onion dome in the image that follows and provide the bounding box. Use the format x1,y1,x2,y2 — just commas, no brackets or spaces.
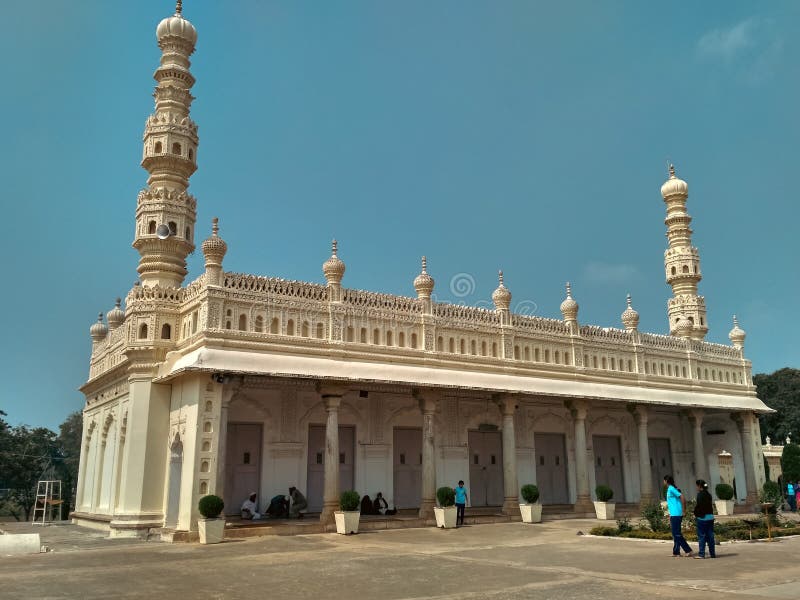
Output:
413,256,435,298
728,315,746,349
106,298,125,330
156,1,197,46
90,313,108,342
674,314,694,338
201,217,227,266
560,282,579,322
492,270,512,310
660,164,688,199
323,239,346,285
620,294,639,331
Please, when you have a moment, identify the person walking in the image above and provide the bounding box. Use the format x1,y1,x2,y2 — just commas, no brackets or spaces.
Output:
693,479,716,559
454,480,468,527
787,481,797,512
664,475,693,557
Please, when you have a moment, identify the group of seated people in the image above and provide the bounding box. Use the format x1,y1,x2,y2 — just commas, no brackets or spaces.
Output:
240,486,308,520
360,492,397,516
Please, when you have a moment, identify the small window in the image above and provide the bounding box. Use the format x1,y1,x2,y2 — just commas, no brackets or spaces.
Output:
436,336,443,351
287,319,294,336
459,339,465,354
360,328,367,343
490,455,496,465
481,341,486,356
411,333,418,349
301,321,310,337
524,347,530,361
400,453,406,465
188,148,194,160
148,221,157,234
316,453,323,465
449,338,455,353
199,481,208,494
373,329,380,345
555,456,560,466
398,332,405,347
238,314,247,331
346,326,354,342
602,357,607,370
185,226,191,239
315,322,324,338
539,456,545,466
168,221,177,236
682,265,689,273
138,323,148,339
611,457,616,466
339,453,345,464
386,331,393,346
172,142,181,155
254,316,264,333
671,266,677,275
555,351,560,365
597,457,602,466
271,318,279,334
473,454,479,465
492,342,498,357
154,141,163,153
545,349,550,363
160,323,171,339
470,340,476,355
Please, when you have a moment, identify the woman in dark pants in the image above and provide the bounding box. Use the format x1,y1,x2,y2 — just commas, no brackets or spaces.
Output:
694,479,716,558
664,475,693,557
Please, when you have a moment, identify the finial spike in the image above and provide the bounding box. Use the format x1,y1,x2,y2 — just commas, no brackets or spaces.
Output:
733,314,739,326
97,312,103,322
331,239,338,256
668,163,676,178
175,0,183,16
626,293,632,307
565,281,572,298
115,297,121,307
498,270,504,286
211,217,219,236
421,256,427,273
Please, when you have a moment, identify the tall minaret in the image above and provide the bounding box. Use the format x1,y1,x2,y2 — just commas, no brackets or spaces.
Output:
133,1,199,287
660,165,708,339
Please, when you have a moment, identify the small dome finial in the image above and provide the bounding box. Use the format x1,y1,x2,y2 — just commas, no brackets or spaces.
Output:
669,163,675,179
621,293,639,331
90,311,108,342
323,239,346,284
202,217,227,267
175,0,183,16
492,270,512,310
729,314,746,349
211,217,219,236
413,256,435,298
107,297,125,330
560,281,579,322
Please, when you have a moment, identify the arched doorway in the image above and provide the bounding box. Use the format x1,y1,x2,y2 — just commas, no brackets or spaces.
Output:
165,437,183,529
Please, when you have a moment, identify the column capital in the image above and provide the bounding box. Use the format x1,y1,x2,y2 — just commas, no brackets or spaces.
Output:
627,404,648,425
565,399,588,420
732,411,754,431
685,408,705,426
412,388,441,414
493,393,519,417
315,380,349,399
220,375,243,407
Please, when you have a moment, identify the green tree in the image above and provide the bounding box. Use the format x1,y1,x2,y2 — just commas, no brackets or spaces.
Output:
755,368,800,441
782,443,800,483
4,425,59,521
56,411,82,514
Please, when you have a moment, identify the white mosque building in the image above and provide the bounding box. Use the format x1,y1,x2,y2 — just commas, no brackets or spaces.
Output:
74,3,770,538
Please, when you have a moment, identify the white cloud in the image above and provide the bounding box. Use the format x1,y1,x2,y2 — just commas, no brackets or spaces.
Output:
583,262,640,285
697,17,759,61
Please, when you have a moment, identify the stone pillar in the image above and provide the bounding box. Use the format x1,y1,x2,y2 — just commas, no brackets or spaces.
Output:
734,412,759,507
568,401,592,512
632,405,653,505
498,395,520,516
689,409,708,482
414,389,439,520
215,385,235,506
319,384,346,524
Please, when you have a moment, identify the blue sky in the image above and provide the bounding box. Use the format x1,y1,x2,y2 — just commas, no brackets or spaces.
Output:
1,1,797,430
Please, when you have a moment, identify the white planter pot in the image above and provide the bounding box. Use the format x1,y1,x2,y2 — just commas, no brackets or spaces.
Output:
198,518,225,544
519,503,542,523
715,499,735,516
434,506,458,529
334,511,360,535
593,501,616,520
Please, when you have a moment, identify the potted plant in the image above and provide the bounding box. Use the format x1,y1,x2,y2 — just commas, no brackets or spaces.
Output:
335,490,361,535
593,485,615,520
434,486,457,528
519,484,542,524
715,483,735,516
197,494,225,544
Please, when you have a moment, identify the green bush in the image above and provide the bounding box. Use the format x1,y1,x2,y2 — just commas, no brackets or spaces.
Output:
437,486,455,507
616,517,632,534
640,502,669,532
715,483,734,500
520,484,539,504
595,485,613,502
589,526,618,536
760,481,782,514
619,529,673,540
339,490,360,511
198,494,224,519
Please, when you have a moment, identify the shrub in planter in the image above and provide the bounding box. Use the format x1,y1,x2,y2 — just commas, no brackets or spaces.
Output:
198,494,224,519
715,483,734,501
760,481,782,516
437,486,455,507
595,485,613,502
339,490,360,512
520,484,540,504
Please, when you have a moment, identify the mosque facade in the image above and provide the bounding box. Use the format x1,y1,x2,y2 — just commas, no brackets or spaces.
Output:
74,4,770,538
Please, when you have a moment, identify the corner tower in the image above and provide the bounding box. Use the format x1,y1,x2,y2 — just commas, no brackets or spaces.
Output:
133,1,199,287
660,165,708,339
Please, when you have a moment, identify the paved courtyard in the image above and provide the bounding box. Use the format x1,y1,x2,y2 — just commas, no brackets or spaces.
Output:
2,520,799,599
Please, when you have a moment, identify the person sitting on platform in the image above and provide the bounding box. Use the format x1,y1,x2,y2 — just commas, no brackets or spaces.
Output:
241,492,261,520
288,486,307,519
360,495,375,515
373,492,388,515
266,494,289,518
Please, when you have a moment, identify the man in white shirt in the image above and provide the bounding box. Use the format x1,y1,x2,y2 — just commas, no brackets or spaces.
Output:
241,492,261,520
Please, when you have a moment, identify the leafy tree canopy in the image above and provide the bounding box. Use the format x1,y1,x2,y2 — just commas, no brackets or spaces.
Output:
755,368,800,442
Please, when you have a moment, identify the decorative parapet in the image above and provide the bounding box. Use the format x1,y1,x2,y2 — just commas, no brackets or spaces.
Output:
223,272,328,301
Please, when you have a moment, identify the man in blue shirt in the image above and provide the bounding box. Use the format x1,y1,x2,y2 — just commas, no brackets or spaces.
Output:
788,482,796,512
454,480,468,527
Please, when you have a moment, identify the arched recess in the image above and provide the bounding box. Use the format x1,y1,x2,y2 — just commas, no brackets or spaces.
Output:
78,419,98,511
165,435,183,529
96,414,118,513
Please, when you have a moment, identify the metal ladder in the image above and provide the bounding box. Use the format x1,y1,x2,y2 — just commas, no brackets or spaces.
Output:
31,480,63,525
